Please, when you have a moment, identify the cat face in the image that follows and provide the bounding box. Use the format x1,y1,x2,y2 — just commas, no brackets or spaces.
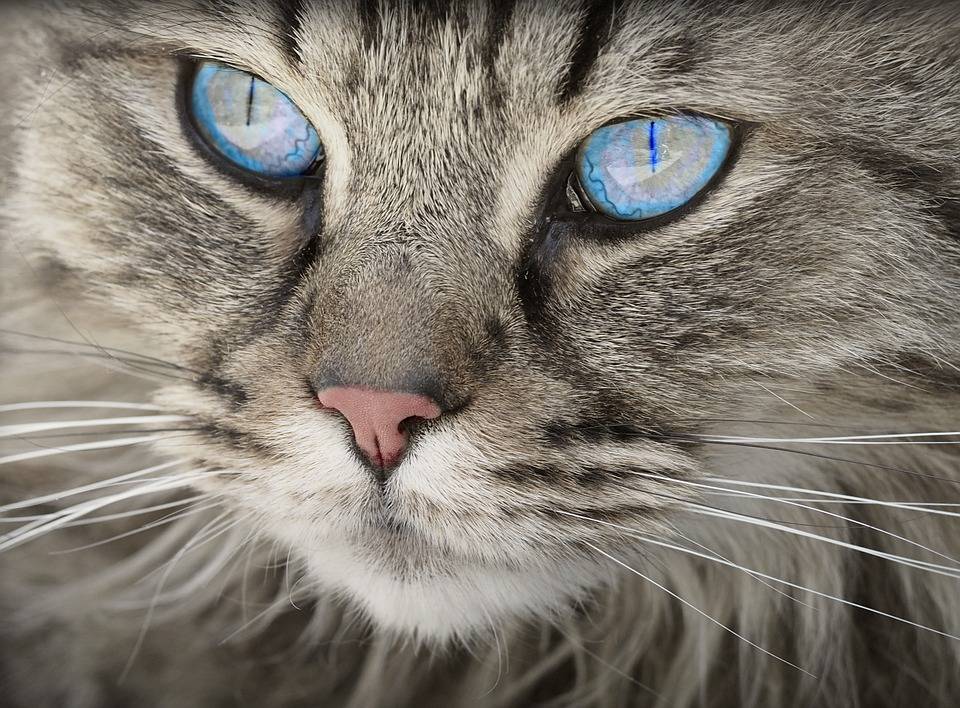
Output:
9,0,960,640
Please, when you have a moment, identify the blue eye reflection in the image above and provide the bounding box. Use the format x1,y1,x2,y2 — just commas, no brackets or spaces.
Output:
189,61,322,178
576,115,732,221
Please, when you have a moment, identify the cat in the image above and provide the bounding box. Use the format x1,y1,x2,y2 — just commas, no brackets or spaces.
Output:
1,1,960,706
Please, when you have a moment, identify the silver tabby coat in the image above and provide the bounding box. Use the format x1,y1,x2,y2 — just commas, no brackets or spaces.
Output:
1,1,959,706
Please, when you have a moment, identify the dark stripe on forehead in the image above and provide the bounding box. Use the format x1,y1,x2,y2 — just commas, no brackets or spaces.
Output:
357,0,382,50
837,141,960,239
937,198,960,241
556,0,621,104
485,0,517,67
357,0,454,50
418,0,455,28
845,143,959,196
277,0,306,66
479,0,517,110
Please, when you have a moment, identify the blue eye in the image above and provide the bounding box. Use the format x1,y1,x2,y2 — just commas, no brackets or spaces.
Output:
575,115,732,221
189,61,322,178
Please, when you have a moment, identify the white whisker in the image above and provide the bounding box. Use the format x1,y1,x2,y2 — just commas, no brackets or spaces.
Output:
698,431,960,445
628,472,960,566
118,514,250,608
665,522,816,610
746,376,816,420
131,511,251,590
0,492,204,524
120,511,251,680
701,477,960,518
559,511,960,642
0,459,185,513
0,401,164,414
0,434,174,466
0,415,191,439
766,498,960,507
582,540,817,677
219,581,291,645
64,494,212,527
0,472,216,553
51,498,222,553
701,491,960,508
686,504,960,579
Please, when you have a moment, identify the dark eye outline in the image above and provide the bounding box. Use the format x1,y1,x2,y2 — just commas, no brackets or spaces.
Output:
176,58,325,198
541,113,746,239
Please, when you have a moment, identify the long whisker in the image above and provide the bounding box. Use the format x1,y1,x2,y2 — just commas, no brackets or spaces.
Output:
745,376,816,420
11,515,209,622
0,472,217,553
693,431,960,444
701,477,960,518
5,427,205,442
582,540,816,677
627,472,960,567
119,510,245,681
701,490,960,514
179,521,256,608
73,499,228,552
0,415,191,439
218,590,286,645
131,512,252,595
560,511,960,642
0,329,200,375
0,401,165,414
0,489,204,524
685,505,960,579
676,418,869,431
0,434,175,466
668,437,960,485
62,494,213,527
552,626,663,701
0,473,206,536
50,497,221,553
665,522,816,610
0,346,194,383
0,459,184,512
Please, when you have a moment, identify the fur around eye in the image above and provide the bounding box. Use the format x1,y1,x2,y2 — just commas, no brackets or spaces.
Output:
575,115,732,220
189,61,323,178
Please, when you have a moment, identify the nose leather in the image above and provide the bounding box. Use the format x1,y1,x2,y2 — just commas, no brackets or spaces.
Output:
316,386,442,471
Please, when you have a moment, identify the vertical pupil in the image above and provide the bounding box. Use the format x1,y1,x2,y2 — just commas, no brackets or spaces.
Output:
245,76,256,126
648,120,658,173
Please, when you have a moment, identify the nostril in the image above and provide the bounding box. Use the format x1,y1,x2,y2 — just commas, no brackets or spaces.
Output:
398,415,428,434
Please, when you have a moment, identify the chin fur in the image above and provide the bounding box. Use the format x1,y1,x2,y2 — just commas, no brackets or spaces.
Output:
301,545,603,643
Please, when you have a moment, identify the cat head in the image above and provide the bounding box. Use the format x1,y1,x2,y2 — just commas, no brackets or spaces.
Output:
6,0,960,641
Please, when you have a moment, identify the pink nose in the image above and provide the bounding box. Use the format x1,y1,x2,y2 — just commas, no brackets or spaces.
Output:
316,386,442,471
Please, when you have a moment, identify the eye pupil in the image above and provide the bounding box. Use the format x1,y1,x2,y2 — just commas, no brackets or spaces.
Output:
574,115,732,222
245,76,256,126
648,120,658,173
189,61,323,179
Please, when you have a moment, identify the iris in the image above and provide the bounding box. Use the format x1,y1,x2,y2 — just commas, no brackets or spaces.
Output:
576,116,732,221
189,61,322,178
